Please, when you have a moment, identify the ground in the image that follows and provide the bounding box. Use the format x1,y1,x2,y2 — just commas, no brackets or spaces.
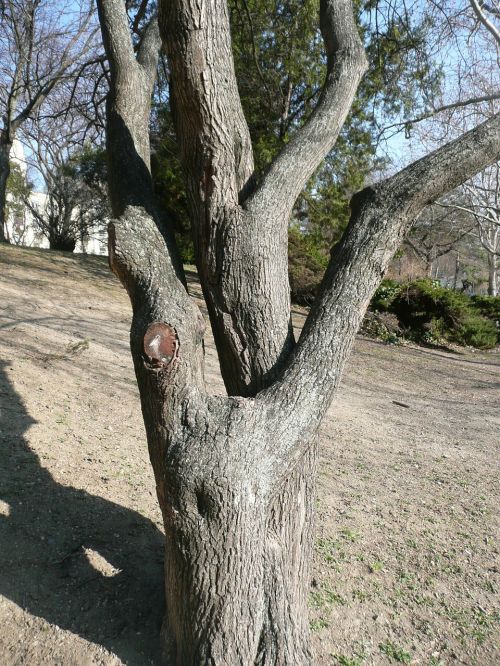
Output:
0,244,498,666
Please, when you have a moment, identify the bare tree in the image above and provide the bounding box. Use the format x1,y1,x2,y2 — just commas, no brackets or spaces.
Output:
406,9,499,295
22,158,107,252
377,0,500,145
463,164,500,295
0,0,99,242
95,0,500,662
404,198,475,277
19,103,108,251
439,163,500,294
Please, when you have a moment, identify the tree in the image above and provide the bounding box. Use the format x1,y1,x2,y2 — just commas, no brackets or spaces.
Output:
403,197,474,278
0,0,98,242
440,163,500,295
23,153,108,252
96,0,500,662
21,109,109,251
462,163,500,296
152,0,444,268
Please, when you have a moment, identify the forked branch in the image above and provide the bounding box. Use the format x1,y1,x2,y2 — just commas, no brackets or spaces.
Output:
97,0,161,212
261,112,500,468
97,0,136,75
246,0,368,218
97,0,160,90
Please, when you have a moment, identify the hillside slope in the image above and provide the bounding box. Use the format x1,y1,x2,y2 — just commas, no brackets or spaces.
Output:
0,244,498,665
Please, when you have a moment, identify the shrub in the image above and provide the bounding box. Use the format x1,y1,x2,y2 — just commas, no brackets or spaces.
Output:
360,311,401,343
389,279,497,349
471,295,500,342
451,314,498,349
371,279,403,311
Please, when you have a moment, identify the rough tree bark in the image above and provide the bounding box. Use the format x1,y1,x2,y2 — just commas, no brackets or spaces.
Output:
96,0,500,663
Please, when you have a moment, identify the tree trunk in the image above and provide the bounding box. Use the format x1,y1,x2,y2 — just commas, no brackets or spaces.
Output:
453,252,460,290
256,444,317,665
0,140,12,243
134,350,318,665
112,206,320,664
96,1,500,664
487,252,498,296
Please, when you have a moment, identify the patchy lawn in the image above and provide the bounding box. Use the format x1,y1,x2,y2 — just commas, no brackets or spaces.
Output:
0,244,498,665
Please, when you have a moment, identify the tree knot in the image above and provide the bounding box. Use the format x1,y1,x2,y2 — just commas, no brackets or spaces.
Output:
143,322,180,372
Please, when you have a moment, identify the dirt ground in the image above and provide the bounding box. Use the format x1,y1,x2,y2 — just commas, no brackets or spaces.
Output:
0,244,498,666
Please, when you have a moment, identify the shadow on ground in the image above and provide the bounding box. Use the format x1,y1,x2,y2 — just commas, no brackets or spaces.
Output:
0,360,165,664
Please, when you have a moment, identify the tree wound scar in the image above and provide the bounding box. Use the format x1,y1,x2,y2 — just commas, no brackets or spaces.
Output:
200,163,215,199
143,323,179,370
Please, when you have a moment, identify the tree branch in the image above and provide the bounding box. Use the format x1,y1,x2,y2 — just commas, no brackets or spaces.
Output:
136,16,161,81
8,6,98,135
469,0,500,46
482,3,500,19
97,0,136,77
261,112,500,470
109,206,206,393
131,0,149,35
245,0,368,218
378,93,500,139
435,200,497,224
159,0,254,205
97,0,161,213
157,0,297,398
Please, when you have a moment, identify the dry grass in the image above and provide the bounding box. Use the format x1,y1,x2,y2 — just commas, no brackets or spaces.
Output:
0,244,498,665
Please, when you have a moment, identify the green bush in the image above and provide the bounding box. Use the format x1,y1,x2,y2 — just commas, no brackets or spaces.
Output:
364,279,497,349
471,295,500,342
287,247,498,349
452,314,498,349
388,279,497,349
371,279,403,311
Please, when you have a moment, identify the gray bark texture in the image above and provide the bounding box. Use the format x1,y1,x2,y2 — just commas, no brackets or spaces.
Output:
96,0,500,663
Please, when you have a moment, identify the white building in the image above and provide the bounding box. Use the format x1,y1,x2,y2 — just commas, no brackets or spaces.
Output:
5,140,107,255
